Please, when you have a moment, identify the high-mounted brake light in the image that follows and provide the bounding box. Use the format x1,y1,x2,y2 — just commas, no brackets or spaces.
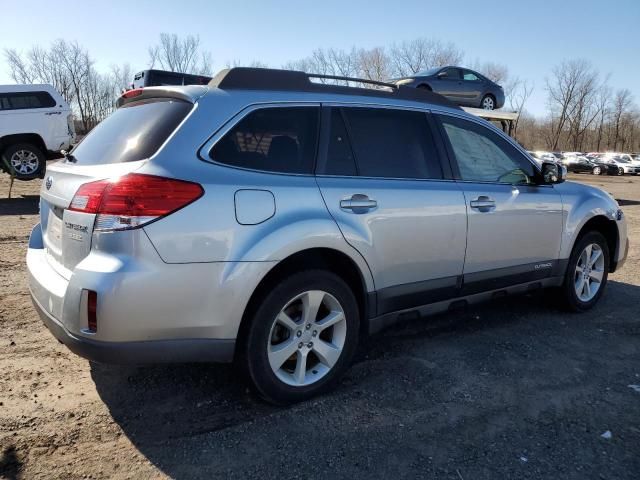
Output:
121,88,143,99
69,174,203,231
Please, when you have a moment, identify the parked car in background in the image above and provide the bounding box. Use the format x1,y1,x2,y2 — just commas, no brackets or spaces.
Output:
132,69,212,89
564,155,619,175
533,151,558,163
0,84,75,180
27,68,628,404
606,156,640,175
393,66,505,110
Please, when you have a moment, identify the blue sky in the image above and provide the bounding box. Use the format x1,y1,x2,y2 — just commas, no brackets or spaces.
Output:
1,0,638,116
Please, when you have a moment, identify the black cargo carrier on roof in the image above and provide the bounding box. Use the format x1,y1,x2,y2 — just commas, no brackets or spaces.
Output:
208,67,462,109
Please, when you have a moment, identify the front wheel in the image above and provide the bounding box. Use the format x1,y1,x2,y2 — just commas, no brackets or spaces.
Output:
481,95,495,110
592,166,602,175
557,231,609,312
617,167,624,176
240,270,360,405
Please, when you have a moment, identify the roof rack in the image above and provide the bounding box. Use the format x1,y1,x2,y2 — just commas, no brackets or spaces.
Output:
208,67,460,109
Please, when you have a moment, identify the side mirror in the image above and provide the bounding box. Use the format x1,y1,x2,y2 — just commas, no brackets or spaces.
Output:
541,161,566,184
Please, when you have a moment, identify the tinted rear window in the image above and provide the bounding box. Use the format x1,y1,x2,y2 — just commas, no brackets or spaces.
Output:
0,91,56,110
70,99,191,165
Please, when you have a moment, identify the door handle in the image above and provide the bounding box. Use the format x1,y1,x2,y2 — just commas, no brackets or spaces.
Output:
470,196,496,211
340,194,377,213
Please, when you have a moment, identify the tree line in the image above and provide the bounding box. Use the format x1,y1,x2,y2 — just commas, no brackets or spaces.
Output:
4,34,638,152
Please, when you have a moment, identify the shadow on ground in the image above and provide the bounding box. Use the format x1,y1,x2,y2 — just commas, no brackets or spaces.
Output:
0,445,22,480
91,281,640,479
0,195,39,216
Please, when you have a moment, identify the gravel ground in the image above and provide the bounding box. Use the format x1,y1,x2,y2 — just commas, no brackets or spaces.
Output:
1,170,639,479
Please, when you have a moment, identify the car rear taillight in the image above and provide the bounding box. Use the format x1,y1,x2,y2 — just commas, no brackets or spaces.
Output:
69,173,203,231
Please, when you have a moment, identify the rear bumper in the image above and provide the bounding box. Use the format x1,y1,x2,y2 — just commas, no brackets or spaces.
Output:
26,222,274,364
31,292,235,364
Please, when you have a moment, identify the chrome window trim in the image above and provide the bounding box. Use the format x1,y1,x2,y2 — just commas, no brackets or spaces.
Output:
197,101,321,177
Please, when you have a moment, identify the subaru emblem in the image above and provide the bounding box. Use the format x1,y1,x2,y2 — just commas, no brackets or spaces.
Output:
45,176,53,190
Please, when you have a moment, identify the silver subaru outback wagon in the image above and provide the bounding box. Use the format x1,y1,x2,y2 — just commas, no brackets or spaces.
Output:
27,68,628,404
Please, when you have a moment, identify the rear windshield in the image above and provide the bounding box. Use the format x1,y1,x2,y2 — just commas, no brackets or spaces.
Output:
70,98,192,165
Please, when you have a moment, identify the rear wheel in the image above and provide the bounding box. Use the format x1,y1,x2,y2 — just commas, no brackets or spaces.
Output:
481,95,496,110
240,270,360,405
2,143,46,180
557,231,609,312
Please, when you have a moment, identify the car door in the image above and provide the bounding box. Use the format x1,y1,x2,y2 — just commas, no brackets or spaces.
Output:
433,68,464,101
316,106,467,315
434,113,563,294
460,70,484,105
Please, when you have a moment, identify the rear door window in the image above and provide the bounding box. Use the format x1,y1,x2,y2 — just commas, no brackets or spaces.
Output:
334,107,443,179
70,98,192,165
210,106,319,174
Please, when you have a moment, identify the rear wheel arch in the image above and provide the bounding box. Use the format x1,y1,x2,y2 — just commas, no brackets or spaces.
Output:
236,248,371,358
0,133,47,154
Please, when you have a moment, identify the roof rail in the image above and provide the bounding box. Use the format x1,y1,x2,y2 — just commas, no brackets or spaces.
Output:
208,67,460,109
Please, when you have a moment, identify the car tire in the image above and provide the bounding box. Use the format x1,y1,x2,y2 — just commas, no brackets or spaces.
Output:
557,231,609,312
2,143,46,181
617,167,624,176
592,166,601,175
481,94,496,110
239,269,360,405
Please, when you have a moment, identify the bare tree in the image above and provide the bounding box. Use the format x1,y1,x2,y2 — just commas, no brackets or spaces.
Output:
110,63,133,93
473,61,509,85
611,89,633,150
593,84,611,152
284,48,360,85
4,40,126,133
508,79,534,139
357,47,391,82
389,38,463,77
148,33,213,75
225,59,269,69
545,59,598,150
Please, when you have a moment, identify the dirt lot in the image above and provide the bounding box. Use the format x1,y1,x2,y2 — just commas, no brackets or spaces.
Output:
1,170,639,479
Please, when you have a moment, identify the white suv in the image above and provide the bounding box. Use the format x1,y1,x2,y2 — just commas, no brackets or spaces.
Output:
0,84,75,180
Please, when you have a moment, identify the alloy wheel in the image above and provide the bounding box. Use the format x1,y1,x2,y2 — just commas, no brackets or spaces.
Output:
574,243,605,302
267,290,347,387
482,96,495,110
10,150,39,175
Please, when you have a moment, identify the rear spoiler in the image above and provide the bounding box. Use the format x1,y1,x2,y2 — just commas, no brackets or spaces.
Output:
116,85,208,108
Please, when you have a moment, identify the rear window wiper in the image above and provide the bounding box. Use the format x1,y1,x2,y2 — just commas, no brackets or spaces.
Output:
61,150,77,163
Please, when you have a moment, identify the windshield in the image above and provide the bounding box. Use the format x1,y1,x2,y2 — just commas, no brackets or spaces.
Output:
416,67,441,77
70,98,192,165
